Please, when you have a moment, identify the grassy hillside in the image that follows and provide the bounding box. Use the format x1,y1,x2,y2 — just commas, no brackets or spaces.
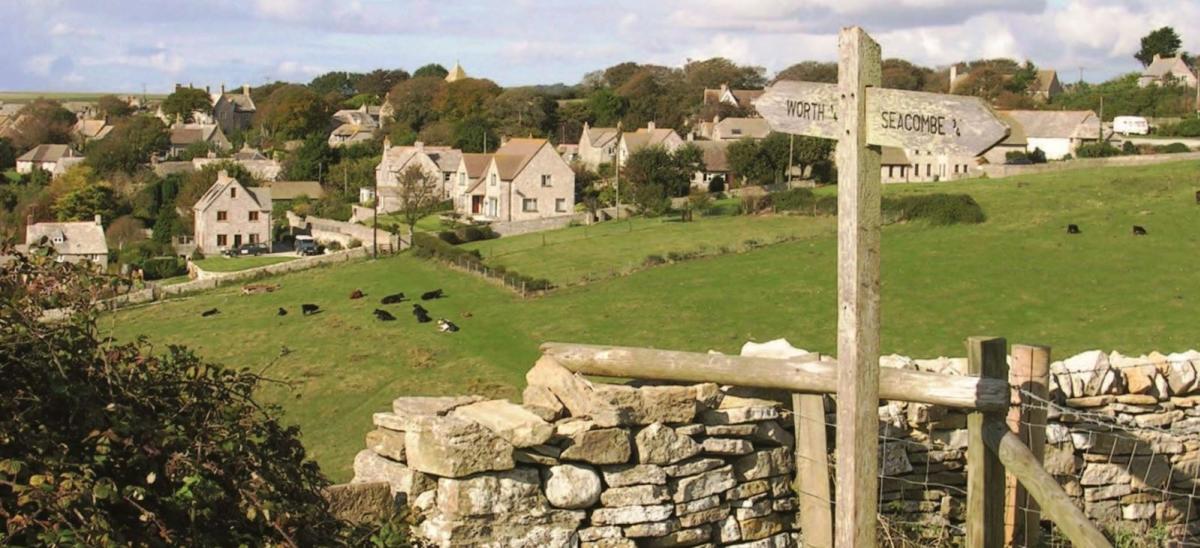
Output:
0,91,166,103
106,159,1200,480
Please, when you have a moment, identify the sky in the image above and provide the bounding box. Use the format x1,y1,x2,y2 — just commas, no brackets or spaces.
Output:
1,0,1197,94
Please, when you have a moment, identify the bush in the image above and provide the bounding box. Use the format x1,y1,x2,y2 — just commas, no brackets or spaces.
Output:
411,233,549,291
325,240,344,251
141,256,187,280
707,175,726,193
347,238,363,249
643,254,666,267
771,188,816,211
1155,142,1191,154
1122,141,1138,154
190,248,205,261
1075,142,1121,158
0,250,346,545
1157,117,1200,137
883,193,986,225
437,230,462,245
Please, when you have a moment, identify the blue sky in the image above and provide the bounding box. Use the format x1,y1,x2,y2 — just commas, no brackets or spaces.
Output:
1,0,1197,93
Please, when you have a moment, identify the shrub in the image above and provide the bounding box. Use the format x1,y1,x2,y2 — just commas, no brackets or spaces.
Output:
771,188,816,211
883,193,986,225
1155,142,1190,154
643,254,666,267
1075,142,1121,158
739,195,764,214
141,256,187,280
0,250,345,545
347,238,363,249
1122,141,1138,155
325,240,344,251
189,248,205,261
707,175,726,193
1157,117,1200,137
437,230,462,245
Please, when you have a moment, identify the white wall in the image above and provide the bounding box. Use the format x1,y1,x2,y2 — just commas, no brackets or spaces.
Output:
1027,138,1072,161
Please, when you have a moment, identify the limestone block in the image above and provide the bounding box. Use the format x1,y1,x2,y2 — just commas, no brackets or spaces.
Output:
351,449,435,497
591,504,674,525
581,540,637,548
880,442,913,476
676,494,721,515
579,525,623,541
637,422,702,465
1043,443,1080,476
452,399,554,448
526,355,624,426
676,424,706,436
1134,410,1183,428
435,467,543,517
643,526,712,547
1117,394,1159,405
1080,463,1132,486
737,513,787,541
522,384,566,422
323,482,395,524
603,464,668,487
734,495,772,520
601,484,670,507
545,464,602,509
404,416,514,478
751,421,794,446
726,480,769,501
365,428,406,461
719,515,742,544
705,424,757,437
678,505,730,527
378,395,483,431
1123,502,1156,520
1123,365,1157,395
561,428,632,465
663,457,725,477
670,465,737,502
1084,484,1132,502
701,438,754,455
732,448,793,481
623,519,679,538
1167,360,1197,395
700,407,780,425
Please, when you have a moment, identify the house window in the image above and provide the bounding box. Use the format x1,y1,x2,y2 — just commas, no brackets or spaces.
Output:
459,173,466,187
249,233,259,244
541,174,552,187
522,198,537,212
217,211,227,221
556,198,566,213
444,172,452,182
249,211,259,221
732,129,742,135
490,174,497,186
230,188,236,198
217,234,228,246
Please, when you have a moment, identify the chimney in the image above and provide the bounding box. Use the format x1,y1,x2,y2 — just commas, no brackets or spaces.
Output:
383,136,392,154
205,85,210,95
94,214,102,226
220,83,226,94
687,131,694,142
175,83,182,92
647,121,656,130
414,141,424,152
243,84,250,97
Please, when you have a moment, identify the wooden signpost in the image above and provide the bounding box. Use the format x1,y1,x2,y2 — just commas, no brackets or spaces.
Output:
754,27,1008,548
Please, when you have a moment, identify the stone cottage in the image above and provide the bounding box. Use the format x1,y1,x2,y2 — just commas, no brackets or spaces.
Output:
460,138,574,222
192,170,272,255
23,215,108,268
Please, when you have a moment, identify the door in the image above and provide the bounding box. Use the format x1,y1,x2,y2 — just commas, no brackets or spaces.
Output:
472,196,483,214
233,234,242,248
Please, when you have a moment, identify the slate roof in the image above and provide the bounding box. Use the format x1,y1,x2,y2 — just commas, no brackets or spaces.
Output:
584,125,619,148
429,149,463,172
232,146,269,161
881,147,911,166
491,138,547,180
17,144,78,163
219,92,256,113
25,220,107,256
267,181,325,200
1001,110,1099,140
690,140,730,172
714,117,770,139
194,171,270,212
170,124,221,146
621,128,680,153
462,153,493,193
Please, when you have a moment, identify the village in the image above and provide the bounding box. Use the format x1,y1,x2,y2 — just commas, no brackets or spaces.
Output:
2,8,1200,548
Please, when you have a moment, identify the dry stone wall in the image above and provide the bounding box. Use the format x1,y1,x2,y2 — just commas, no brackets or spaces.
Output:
350,356,801,547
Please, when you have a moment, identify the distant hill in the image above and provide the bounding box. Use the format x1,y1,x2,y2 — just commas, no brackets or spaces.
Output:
0,91,167,104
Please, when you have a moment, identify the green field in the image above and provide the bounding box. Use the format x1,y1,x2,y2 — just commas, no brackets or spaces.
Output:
192,256,296,272
107,160,1200,481
0,91,166,103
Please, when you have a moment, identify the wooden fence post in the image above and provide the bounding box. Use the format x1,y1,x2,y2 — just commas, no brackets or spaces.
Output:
1006,344,1050,547
967,336,1007,548
793,394,832,548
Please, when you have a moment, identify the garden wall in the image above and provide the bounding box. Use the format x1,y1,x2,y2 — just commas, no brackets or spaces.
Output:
979,151,1200,178
489,213,590,237
348,344,1200,546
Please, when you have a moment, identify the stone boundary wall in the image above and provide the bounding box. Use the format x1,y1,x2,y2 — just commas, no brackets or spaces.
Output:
286,211,403,252
351,356,801,547
979,152,1200,178
489,213,590,237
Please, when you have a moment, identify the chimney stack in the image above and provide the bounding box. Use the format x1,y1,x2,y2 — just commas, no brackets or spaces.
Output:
205,85,210,95
647,121,656,130
243,84,250,97
221,83,226,94
414,141,424,152
94,214,102,226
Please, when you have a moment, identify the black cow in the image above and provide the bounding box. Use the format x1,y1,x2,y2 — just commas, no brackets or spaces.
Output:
381,292,406,304
414,310,432,323
201,308,219,317
1195,190,1200,204
301,304,320,315
411,304,428,316
350,289,364,300
1132,225,1148,236
1067,224,1080,234
373,309,396,321
437,319,460,333
277,307,288,316
421,289,444,300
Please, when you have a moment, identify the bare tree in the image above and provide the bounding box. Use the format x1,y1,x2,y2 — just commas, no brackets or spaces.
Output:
394,164,442,239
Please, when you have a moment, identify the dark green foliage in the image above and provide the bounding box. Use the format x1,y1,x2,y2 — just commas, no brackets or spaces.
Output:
1135,27,1182,66
8,100,76,151
1156,117,1200,137
1122,141,1138,154
453,115,498,153
1155,142,1191,154
140,255,187,279
85,115,170,174
285,134,336,181
152,205,186,244
96,95,135,118
622,145,690,215
1005,148,1047,164
1051,73,1195,119
0,251,346,544
0,137,16,170
255,84,332,141
587,89,627,126
775,61,838,83
53,184,118,222
882,193,987,225
160,87,212,124
643,254,666,267
413,63,449,79
1075,142,1122,158
411,233,551,291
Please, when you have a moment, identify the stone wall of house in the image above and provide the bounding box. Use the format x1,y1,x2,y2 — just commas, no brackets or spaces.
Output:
351,356,800,547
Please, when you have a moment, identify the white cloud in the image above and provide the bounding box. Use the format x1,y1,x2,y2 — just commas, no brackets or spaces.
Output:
276,60,326,78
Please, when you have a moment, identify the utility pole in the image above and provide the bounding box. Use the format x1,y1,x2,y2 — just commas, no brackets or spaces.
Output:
1099,95,1104,141
372,173,378,259
788,134,795,184
614,121,622,220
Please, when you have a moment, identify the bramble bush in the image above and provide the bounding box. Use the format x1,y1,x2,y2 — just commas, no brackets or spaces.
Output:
0,248,356,545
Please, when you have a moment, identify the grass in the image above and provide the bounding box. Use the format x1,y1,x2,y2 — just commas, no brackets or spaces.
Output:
0,91,167,103
107,159,1200,481
3,170,18,184
192,256,295,272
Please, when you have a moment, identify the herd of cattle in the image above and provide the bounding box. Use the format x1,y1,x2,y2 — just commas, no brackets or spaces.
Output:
200,287,461,332
1066,224,1148,235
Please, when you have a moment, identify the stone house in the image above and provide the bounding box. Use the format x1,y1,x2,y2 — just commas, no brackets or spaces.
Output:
192,170,272,254
993,110,1102,161
709,116,770,141
452,153,494,216
460,138,574,222
329,105,379,148
23,215,108,268
211,85,257,133
265,180,325,208
192,145,282,181
368,141,462,209
702,83,765,115
688,140,731,189
1031,70,1064,102
73,118,113,143
1138,54,1198,88
617,123,684,165
577,122,620,170
15,144,82,175
169,123,231,158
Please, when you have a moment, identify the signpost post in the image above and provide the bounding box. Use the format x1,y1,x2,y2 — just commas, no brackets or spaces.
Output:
754,26,1008,548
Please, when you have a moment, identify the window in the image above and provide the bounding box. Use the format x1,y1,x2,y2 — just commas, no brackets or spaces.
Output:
522,198,537,212
217,210,227,221
490,174,497,186
249,233,259,244
556,198,566,213
230,187,236,198
217,234,227,246
248,211,259,221
444,172,452,182
731,128,742,135
541,174,552,187
459,173,466,187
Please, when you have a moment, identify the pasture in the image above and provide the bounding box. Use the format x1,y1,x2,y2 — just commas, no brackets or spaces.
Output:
107,160,1200,480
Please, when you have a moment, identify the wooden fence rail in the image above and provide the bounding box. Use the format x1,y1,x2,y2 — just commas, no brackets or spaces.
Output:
540,342,1009,411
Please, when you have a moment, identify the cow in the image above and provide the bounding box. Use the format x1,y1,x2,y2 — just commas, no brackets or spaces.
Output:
277,307,288,316
302,304,321,315
1067,224,1080,234
1195,190,1200,204
1132,225,1148,236
437,319,460,333
374,309,397,321
411,304,428,316
381,292,406,305
201,308,219,317
421,289,444,300
350,289,364,300
414,310,432,323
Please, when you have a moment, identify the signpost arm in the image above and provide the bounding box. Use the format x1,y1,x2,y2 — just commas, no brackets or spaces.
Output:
834,26,883,548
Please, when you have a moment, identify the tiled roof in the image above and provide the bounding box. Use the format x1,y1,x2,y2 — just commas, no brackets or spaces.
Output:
16,144,78,163
1001,110,1098,140
492,138,547,180
25,220,106,256
267,181,325,200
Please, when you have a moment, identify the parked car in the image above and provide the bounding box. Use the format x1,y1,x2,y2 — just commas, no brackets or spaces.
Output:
223,242,270,257
295,235,323,256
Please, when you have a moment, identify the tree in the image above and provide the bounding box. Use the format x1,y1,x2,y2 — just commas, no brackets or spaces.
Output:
683,57,766,90
491,88,552,138
308,71,359,98
413,63,449,79
1136,27,1182,66
96,95,135,118
0,137,14,170
105,214,145,249
587,88,627,126
0,252,349,545
602,62,642,89
254,85,331,141
622,145,691,215
386,77,446,132
7,99,76,152
416,121,454,146
160,87,212,124
84,115,169,174
775,61,838,83
283,134,335,181
53,183,118,222
354,68,410,97
434,78,502,121
175,162,258,227
882,59,934,91
453,115,498,153
393,164,441,236
152,204,185,244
